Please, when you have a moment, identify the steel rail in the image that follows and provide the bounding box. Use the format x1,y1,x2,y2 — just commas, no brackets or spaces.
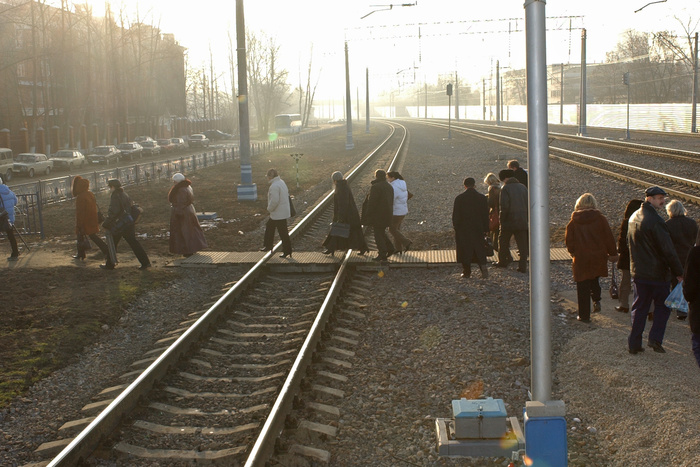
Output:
245,121,408,466
416,119,700,205
47,122,401,467
420,118,700,163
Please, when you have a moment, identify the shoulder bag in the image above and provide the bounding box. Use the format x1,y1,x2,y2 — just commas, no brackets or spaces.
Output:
484,235,495,257
130,204,144,224
609,262,619,299
288,195,296,217
329,222,351,238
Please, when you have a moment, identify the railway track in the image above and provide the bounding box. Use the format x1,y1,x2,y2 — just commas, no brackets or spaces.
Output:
414,119,700,206
40,122,408,466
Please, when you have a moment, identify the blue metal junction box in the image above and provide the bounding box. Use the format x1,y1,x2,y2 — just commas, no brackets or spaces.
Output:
452,397,507,439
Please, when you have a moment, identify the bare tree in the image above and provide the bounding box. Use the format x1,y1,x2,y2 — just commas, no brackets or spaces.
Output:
246,31,290,136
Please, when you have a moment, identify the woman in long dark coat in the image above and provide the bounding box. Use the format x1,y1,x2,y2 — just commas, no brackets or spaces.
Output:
484,172,501,252
565,193,618,322
169,173,208,257
323,171,368,255
615,199,644,313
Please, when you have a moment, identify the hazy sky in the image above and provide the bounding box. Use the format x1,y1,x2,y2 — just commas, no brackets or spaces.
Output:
68,1,698,99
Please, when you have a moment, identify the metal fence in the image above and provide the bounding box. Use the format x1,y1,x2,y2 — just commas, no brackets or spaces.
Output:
4,126,340,238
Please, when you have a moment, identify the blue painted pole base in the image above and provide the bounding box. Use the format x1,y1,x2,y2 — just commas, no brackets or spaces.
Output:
237,183,258,201
523,401,568,466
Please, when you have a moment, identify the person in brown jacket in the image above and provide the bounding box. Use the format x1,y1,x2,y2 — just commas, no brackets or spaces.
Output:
168,173,208,257
71,175,110,261
565,193,618,322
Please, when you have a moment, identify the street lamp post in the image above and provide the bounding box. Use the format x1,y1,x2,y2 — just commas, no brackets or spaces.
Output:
446,83,452,139
623,71,631,140
344,41,354,150
235,0,257,200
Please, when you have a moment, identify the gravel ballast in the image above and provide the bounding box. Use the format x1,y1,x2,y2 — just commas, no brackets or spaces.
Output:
2,121,699,466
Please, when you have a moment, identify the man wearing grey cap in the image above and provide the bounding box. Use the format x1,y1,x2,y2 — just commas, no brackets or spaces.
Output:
627,186,684,354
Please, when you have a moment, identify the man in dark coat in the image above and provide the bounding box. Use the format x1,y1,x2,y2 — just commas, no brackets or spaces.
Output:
361,169,395,261
627,186,684,354
452,177,489,278
508,160,528,187
496,169,529,273
682,243,700,368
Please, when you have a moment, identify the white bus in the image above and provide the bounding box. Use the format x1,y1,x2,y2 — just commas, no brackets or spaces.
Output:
274,114,302,134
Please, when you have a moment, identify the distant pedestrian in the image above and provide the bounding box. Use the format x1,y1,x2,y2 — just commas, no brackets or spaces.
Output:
682,243,700,368
261,168,293,258
496,169,529,273
627,186,684,354
101,179,151,270
0,176,19,260
168,173,208,257
484,172,501,252
452,177,490,279
507,160,528,187
71,175,110,261
361,169,395,261
322,171,368,255
615,199,644,314
386,171,413,253
565,193,618,322
666,199,698,320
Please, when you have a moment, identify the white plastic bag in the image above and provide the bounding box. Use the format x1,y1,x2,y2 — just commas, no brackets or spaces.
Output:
664,283,688,313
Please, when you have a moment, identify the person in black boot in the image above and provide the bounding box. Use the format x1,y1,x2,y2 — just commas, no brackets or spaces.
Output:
101,179,151,270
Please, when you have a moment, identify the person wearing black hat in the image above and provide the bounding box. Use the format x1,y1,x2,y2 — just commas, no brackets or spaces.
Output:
627,186,683,354
101,179,151,270
452,177,490,278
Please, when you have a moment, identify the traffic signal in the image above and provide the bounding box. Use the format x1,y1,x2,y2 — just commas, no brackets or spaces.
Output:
446,83,453,96
622,72,630,86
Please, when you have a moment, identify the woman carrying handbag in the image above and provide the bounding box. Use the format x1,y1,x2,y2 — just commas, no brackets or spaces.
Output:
322,171,368,256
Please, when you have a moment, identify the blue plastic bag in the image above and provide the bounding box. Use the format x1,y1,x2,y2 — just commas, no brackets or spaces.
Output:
664,283,688,313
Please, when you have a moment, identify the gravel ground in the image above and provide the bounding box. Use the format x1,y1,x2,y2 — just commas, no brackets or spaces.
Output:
0,267,249,466
2,121,699,466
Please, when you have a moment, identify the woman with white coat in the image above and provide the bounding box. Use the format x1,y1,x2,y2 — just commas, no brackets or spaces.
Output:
387,171,412,253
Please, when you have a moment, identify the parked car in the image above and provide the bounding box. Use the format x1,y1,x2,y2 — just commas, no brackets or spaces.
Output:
12,153,53,178
157,139,175,153
49,149,85,170
88,145,121,164
116,142,143,161
134,136,154,143
203,129,234,141
140,140,161,156
170,138,187,152
187,134,210,148
0,148,13,182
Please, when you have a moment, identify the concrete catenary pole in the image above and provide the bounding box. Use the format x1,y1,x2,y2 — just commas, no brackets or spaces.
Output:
691,32,698,133
235,0,257,200
366,68,370,133
344,41,354,150
578,28,587,136
524,0,551,403
496,61,501,124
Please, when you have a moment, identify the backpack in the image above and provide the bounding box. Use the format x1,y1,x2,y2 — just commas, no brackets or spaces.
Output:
130,204,144,224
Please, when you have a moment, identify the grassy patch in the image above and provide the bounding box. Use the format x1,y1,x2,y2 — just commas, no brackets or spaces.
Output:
0,267,174,408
